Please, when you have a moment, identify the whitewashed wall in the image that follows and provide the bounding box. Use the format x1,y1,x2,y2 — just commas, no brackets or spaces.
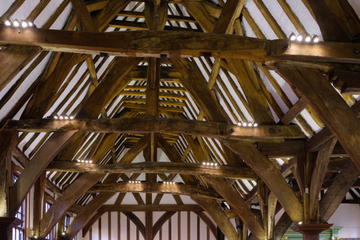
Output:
329,204,360,238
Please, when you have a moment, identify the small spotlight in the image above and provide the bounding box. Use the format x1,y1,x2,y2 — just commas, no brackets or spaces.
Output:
54,115,58,119
289,33,296,42
59,116,64,120
89,160,93,164
21,21,28,28
28,21,33,27
4,20,11,26
12,20,20,27
248,122,253,127
64,116,69,120
253,123,258,127
61,232,66,236
69,116,74,120
305,35,311,43
296,35,303,42
312,35,320,43
298,221,303,225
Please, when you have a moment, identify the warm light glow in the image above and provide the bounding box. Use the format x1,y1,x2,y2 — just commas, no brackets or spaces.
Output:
28,21,33,27
59,116,64,120
21,21,28,28
4,20,11,26
70,116,75,120
313,36,320,43
129,180,141,184
296,35,303,42
298,221,303,225
12,20,20,27
54,115,58,119
253,123,258,127
289,33,296,41
305,35,311,43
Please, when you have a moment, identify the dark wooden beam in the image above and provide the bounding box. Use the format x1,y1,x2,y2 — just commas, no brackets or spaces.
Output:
6,118,305,140
88,182,222,200
0,132,15,217
0,27,286,60
100,204,204,212
47,161,256,180
320,161,359,221
278,66,360,171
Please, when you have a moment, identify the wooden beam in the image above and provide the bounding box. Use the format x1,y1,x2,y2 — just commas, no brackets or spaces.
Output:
37,138,147,238
281,97,308,124
13,131,76,212
225,140,304,222
6,118,304,140
0,27,287,60
277,66,360,171
88,182,222,200
257,140,305,157
158,138,238,240
94,0,132,31
47,161,256,180
305,0,359,41
70,0,98,31
100,204,204,212
208,178,266,240
309,138,337,221
38,173,103,237
320,161,359,221
173,56,303,223
1,27,359,64
66,193,114,239
212,0,245,34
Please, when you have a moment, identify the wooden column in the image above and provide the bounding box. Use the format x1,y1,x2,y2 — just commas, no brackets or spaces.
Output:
33,173,45,236
292,223,332,240
0,217,21,240
0,131,17,240
216,226,225,240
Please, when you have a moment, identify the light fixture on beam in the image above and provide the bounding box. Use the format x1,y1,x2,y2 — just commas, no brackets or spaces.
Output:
129,180,141,184
236,121,258,128
312,35,320,43
163,181,176,185
202,162,218,167
289,33,321,44
76,160,93,163
53,114,75,120
2,19,35,28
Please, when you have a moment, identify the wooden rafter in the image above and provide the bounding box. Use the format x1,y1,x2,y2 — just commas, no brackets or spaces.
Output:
47,161,256,180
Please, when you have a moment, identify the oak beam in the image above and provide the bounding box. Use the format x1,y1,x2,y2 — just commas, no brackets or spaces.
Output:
225,140,304,222
100,204,204,212
88,182,222,200
6,118,304,140
208,178,266,240
0,27,286,60
1,27,360,64
47,161,256,180
277,66,360,171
